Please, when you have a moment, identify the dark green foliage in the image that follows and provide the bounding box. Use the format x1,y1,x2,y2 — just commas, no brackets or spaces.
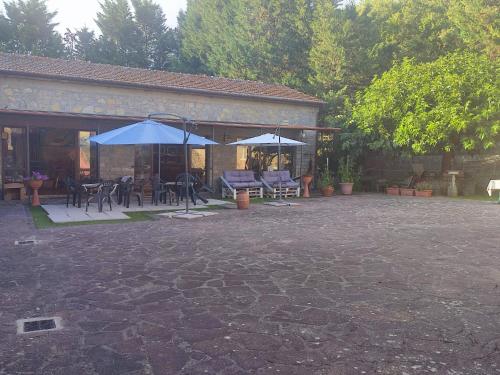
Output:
2,0,498,173
0,0,63,56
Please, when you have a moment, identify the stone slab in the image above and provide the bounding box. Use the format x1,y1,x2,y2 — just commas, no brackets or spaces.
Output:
264,201,301,207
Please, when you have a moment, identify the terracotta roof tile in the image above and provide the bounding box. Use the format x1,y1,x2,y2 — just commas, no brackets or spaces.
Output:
0,52,323,105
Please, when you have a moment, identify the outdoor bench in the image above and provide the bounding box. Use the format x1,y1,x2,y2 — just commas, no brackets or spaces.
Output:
261,170,300,198
220,170,263,199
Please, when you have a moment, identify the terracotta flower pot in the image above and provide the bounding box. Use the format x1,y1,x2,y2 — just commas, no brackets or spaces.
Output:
386,187,400,195
320,185,334,197
236,191,250,209
339,182,354,195
302,175,313,198
415,190,432,197
28,179,44,207
400,188,415,196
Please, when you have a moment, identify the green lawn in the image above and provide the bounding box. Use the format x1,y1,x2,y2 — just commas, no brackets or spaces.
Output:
451,194,499,202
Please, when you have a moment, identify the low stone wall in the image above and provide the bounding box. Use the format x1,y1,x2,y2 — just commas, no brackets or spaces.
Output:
361,149,500,195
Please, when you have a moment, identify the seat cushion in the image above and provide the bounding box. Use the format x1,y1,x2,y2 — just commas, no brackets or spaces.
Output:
272,181,299,188
224,170,257,184
232,181,263,188
263,170,293,185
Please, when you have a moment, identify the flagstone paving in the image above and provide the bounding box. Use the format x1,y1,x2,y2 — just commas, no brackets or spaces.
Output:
0,195,499,375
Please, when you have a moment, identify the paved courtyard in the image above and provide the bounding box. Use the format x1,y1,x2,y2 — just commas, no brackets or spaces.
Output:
0,194,499,375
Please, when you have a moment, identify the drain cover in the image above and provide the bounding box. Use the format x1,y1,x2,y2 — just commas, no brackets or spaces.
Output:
16,317,62,334
14,240,39,246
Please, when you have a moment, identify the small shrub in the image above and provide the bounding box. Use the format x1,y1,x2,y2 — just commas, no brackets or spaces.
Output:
318,167,334,188
338,156,355,183
415,181,433,191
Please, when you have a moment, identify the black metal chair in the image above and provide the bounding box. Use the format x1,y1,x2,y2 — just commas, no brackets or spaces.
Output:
65,177,82,208
175,173,207,206
97,180,119,212
83,183,102,212
116,176,132,205
151,175,171,205
122,179,144,208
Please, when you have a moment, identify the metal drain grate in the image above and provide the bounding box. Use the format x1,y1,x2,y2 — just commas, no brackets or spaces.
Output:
24,319,56,332
16,317,62,334
14,240,39,246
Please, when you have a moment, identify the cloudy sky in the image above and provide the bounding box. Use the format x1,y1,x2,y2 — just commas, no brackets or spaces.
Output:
1,0,187,32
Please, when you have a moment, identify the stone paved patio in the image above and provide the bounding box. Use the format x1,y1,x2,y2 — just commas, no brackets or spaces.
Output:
0,194,499,375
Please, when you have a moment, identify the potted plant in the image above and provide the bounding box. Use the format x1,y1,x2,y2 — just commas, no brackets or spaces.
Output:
317,167,334,197
386,185,400,195
24,171,48,206
400,186,415,196
338,156,354,195
415,181,433,197
302,159,314,198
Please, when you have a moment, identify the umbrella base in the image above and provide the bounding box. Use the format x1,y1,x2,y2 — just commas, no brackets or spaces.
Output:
264,201,301,207
171,210,217,219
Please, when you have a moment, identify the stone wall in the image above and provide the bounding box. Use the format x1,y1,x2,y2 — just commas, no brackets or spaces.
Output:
361,149,500,195
0,76,319,126
0,75,320,194
98,145,135,180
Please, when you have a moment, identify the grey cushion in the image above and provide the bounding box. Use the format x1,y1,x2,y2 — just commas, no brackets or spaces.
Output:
262,170,295,185
232,181,263,188
271,181,299,188
223,170,257,184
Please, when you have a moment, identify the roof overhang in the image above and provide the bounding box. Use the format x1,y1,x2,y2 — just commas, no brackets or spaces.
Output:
0,109,339,132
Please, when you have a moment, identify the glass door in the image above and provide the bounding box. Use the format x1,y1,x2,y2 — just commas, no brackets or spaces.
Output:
78,131,97,181
2,127,27,184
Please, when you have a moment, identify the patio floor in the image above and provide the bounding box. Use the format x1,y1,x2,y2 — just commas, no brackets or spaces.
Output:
41,199,231,223
0,194,499,374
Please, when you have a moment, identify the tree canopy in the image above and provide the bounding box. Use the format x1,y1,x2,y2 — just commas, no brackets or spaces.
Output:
353,52,499,155
0,0,63,56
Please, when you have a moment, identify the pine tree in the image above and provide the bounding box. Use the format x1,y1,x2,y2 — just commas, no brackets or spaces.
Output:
95,0,146,67
0,0,63,57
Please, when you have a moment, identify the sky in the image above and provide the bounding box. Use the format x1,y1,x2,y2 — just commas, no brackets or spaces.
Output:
1,0,187,33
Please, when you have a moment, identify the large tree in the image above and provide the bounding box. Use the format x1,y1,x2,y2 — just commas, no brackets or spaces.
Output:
64,0,180,69
353,52,499,157
0,0,63,57
180,0,314,88
131,0,179,69
95,0,146,67
447,0,499,59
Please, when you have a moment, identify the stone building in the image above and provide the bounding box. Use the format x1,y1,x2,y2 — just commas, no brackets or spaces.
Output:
0,52,328,199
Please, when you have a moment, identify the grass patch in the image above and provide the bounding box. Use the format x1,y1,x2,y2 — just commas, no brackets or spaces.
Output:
451,194,499,202
30,206,157,229
222,197,286,204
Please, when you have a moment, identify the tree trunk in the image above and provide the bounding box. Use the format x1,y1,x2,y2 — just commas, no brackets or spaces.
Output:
441,151,454,174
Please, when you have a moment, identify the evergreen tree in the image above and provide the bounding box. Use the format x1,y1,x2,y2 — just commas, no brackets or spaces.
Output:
447,0,499,59
180,0,314,88
132,0,178,69
95,0,146,67
0,0,63,57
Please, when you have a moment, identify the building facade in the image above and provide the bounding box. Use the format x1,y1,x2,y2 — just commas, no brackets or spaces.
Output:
0,52,325,198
